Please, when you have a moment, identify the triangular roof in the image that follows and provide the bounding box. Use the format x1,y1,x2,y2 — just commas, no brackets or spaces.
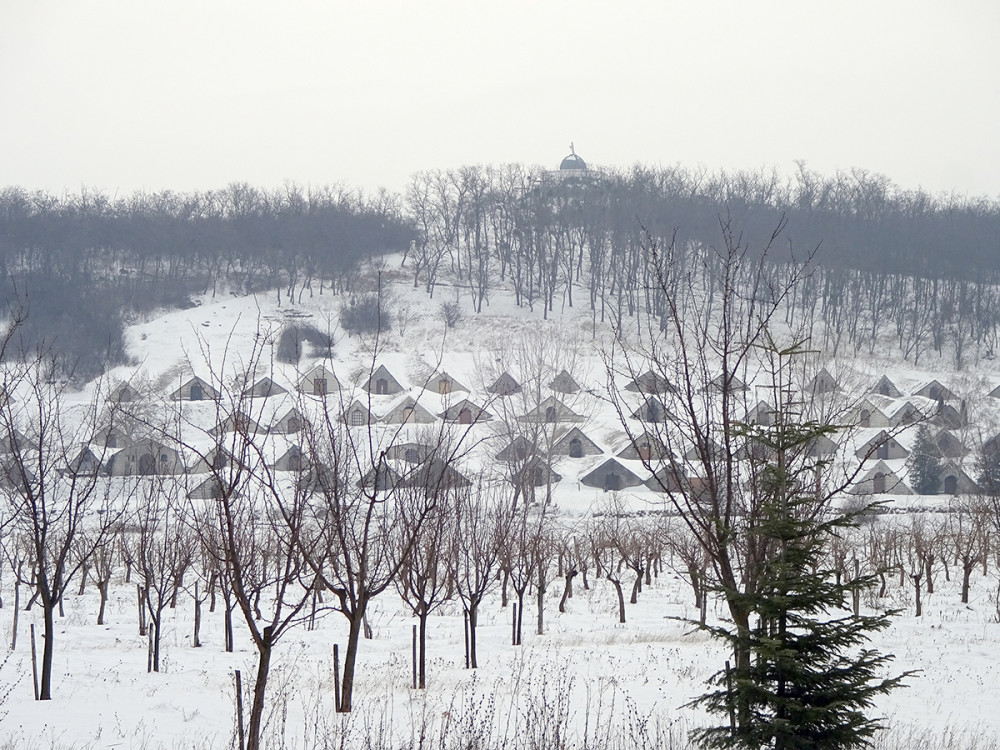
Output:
341,399,376,426
913,379,956,401
517,395,584,424
363,364,405,395
870,375,903,398
269,407,307,434
381,397,437,425
496,435,536,462
551,426,603,457
934,429,969,458
807,367,839,395
486,371,522,396
243,376,287,399
580,458,644,490
549,369,581,394
402,459,472,492
849,461,912,496
624,369,674,395
855,430,909,460
108,381,140,403
630,396,670,423
702,372,748,393
272,444,307,472
170,376,220,402
426,371,468,395
438,398,493,424
298,364,340,396
187,476,228,500
615,431,671,461
208,411,264,437
512,457,562,487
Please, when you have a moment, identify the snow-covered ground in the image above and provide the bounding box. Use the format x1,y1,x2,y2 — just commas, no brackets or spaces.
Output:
5,259,1000,748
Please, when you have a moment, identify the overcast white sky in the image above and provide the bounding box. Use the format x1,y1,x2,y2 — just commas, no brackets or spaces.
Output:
2,1,998,199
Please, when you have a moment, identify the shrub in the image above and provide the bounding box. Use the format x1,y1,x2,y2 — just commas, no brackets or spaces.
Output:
340,294,392,336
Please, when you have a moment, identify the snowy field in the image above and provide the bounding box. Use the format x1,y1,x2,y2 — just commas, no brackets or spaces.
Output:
5,261,1000,749
3,551,1000,749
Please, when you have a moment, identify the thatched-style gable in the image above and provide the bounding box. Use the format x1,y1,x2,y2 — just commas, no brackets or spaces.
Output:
363,365,405,396
170,376,219,402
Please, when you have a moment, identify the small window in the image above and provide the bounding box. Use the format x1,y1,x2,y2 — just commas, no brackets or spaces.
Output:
314,378,327,396
402,406,415,424
604,473,621,492
376,378,388,395
438,379,451,394
569,438,584,458
350,409,365,427
459,408,473,424
190,383,203,401
545,406,557,423
405,448,420,463
860,409,871,428
286,417,300,433
873,472,886,494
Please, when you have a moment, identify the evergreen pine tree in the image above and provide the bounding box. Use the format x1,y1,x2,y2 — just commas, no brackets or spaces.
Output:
691,412,909,750
907,425,942,495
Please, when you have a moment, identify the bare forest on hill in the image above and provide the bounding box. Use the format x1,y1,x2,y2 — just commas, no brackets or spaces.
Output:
2,163,999,380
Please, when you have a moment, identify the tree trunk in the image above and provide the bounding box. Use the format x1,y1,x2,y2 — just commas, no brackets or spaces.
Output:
609,576,626,624
559,570,577,613
418,611,428,689
962,561,974,604
339,610,365,712
469,602,480,668
97,580,109,626
245,628,273,750
193,582,202,648
40,598,55,700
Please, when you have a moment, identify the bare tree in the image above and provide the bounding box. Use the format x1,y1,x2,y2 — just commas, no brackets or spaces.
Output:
0,349,133,700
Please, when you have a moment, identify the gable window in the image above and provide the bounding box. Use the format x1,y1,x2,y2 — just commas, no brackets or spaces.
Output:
350,409,365,427
376,378,388,395
569,438,584,458
190,383,203,401
545,406,557,423
314,378,327,396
